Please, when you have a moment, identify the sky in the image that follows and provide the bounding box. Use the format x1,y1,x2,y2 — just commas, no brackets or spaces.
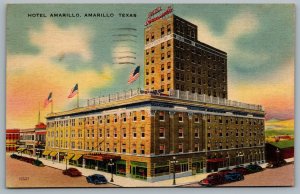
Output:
6,4,295,128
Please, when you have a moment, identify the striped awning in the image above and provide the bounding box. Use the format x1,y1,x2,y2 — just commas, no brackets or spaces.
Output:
49,151,58,157
71,154,82,161
42,150,51,156
65,153,75,160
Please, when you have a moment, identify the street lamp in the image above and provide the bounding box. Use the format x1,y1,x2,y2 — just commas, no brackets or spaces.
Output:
36,149,41,161
108,159,115,182
238,152,244,166
63,153,68,170
275,148,280,165
226,154,230,168
170,156,178,185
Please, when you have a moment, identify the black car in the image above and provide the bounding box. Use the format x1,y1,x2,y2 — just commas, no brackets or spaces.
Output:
224,172,244,182
245,164,263,173
86,174,108,184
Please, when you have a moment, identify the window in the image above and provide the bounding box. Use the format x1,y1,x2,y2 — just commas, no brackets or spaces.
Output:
106,129,110,137
98,129,102,138
194,143,199,152
114,128,117,138
122,113,126,122
161,53,165,60
178,128,184,138
106,143,110,152
91,129,95,138
167,73,171,80
132,144,137,154
132,128,137,138
133,114,137,121
114,115,118,122
194,128,199,138
167,62,171,69
159,111,165,121
178,143,183,153
122,128,126,138
159,144,165,154
159,128,165,138
140,144,145,155
167,24,171,34
161,74,164,82
114,143,117,152
151,67,155,73
178,113,183,122
167,40,171,47
122,144,126,153
161,42,165,50
194,116,199,123
167,51,171,58
139,127,145,138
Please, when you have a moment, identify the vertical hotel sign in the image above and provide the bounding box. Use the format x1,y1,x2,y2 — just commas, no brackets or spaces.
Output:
145,6,173,26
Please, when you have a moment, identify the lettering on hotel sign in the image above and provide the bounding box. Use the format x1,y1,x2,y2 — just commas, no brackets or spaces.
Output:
145,6,173,26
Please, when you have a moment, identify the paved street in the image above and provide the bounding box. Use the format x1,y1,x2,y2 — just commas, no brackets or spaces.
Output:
184,163,294,187
6,154,118,188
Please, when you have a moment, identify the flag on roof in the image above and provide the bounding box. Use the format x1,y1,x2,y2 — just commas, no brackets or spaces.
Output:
68,84,78,98
127,65,140,84
44,92,53,108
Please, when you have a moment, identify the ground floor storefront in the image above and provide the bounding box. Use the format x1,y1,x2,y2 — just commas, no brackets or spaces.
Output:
41,147,265,182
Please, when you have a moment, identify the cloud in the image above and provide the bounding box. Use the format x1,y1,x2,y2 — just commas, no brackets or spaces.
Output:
29,21,93,61
7,21,113,128
189,11,268,64
229,58,294,120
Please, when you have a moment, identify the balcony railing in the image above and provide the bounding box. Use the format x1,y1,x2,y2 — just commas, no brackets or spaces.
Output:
86,89,263,111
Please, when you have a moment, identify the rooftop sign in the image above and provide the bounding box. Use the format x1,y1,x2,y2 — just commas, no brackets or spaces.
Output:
145,6,173,26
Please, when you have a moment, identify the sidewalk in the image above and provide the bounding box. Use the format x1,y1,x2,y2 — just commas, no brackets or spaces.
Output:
13,153,208,187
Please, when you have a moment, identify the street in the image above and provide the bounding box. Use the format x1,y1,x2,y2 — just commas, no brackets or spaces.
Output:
6,154,118,188
184,163,294,187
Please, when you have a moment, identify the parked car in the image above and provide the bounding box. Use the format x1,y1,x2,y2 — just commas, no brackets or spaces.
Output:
232,167,250,175
266,160,287,168
63,168,82,177
33,160,44,167
224,172,244,182
200,173,225,186
245,164,263,173
10,154,18,159
86,174,108,184
217,169,232,176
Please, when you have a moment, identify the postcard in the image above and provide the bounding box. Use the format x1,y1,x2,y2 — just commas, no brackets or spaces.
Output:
6,4,295,188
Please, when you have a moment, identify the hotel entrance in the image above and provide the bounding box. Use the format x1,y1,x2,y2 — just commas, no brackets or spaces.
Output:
130,161,147,180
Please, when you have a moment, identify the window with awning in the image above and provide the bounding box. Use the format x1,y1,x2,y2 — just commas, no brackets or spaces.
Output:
42,150,51,156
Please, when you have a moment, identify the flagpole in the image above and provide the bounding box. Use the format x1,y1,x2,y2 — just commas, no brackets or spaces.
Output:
138,65,141,90
77,88,79,108
51,98,53,113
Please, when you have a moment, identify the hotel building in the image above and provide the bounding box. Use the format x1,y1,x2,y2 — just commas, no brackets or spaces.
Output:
44,10,265,182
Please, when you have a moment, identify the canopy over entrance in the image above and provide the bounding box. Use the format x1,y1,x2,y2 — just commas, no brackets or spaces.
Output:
83,154,121,161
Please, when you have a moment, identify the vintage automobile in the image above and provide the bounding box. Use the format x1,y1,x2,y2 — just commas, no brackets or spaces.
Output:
217,169,232,176
86,174,108,184
224,172,244,182
199,173,225,186
245,164,263,173
62,168,82,177
266,160,287,168
232,167,250,175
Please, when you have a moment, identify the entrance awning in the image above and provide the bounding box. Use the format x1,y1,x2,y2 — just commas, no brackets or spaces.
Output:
65,153,75,160
50,151,58,157
71,154,82,161
83,154,121,161
207,158,225,163
42,150,51,156
17,148,26,152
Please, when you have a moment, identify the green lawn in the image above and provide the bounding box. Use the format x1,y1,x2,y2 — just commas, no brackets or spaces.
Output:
265,129,294,137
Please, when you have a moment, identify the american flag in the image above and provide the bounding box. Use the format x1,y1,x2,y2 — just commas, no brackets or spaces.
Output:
44,92,53,108
127,66,140,84
68,84,78,98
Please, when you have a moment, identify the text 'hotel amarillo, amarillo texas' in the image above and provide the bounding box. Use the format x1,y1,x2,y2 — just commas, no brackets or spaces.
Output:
43,7,265,182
